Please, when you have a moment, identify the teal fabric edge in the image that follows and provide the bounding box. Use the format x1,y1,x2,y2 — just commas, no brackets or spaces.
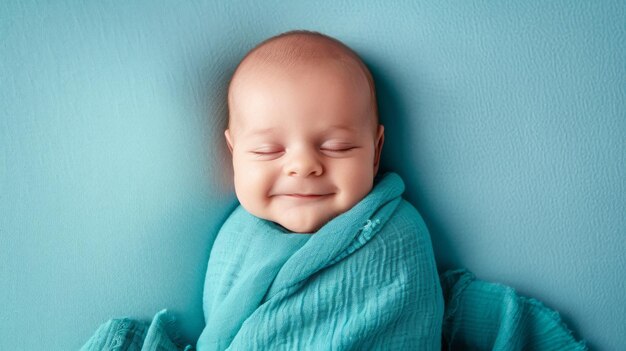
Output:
81,309,193,351
514,297,588,351
440,268,588,351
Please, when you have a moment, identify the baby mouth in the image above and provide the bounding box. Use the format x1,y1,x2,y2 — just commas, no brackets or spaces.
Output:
284,193,331,199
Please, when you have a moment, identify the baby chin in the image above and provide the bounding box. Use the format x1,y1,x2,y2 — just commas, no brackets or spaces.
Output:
271,203,340,234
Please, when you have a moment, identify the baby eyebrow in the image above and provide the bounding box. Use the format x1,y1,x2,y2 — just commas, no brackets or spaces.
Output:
244,128,275,138
244,125,356,137
325,125,356,132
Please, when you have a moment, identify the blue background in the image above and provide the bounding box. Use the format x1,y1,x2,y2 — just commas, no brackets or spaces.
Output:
1,1,624,349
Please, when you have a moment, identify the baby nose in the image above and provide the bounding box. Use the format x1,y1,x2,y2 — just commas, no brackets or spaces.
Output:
284,149,323,177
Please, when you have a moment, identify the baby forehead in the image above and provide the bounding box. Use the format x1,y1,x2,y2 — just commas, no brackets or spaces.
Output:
238,64,366,103
232,68,372,128
230,57,372,120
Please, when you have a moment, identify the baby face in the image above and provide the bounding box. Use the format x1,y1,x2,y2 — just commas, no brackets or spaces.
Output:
226,58,384,233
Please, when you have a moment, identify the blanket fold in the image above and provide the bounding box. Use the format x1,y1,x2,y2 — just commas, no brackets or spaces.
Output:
440,269,588,351
80,309,192,351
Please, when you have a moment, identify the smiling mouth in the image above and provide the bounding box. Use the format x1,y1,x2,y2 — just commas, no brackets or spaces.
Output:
284,194,332,199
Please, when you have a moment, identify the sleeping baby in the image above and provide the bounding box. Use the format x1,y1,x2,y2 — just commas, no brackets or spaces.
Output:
82,30,588,351
196,30,443,350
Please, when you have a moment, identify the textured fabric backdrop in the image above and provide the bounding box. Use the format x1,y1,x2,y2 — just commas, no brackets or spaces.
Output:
1,1,624,350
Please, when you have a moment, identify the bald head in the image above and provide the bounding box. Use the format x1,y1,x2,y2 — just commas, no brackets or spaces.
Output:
227,30,379,130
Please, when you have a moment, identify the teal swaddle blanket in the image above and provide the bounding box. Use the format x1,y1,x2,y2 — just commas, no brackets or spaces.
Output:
82,172,587,350
197,172,443,350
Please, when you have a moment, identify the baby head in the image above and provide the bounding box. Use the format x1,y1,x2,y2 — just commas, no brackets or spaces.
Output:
225,30,384,233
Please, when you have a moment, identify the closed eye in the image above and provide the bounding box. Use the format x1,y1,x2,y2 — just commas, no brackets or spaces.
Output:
251,150,282,155
249,145,283,154
321,146,358,154
249,149,285,159
322,147,353,152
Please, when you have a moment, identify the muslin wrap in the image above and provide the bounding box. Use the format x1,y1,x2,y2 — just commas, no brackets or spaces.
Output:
197,172,442,350
81,172,586,351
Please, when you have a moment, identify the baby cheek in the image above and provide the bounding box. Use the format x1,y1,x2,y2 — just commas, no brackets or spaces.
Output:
243,163,276,197
336,161,374,201
232,158,258,192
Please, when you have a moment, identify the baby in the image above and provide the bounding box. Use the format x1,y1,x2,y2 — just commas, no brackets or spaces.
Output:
224,30,385,233
80,29,589,351
83,30,588,351
196,30,443,350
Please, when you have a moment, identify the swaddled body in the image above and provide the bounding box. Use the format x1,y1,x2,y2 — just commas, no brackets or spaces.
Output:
201,30,445,349
197,172,443,350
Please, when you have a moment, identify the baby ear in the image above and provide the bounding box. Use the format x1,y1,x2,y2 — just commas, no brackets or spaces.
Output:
224,129,234,154
373,125,385,174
